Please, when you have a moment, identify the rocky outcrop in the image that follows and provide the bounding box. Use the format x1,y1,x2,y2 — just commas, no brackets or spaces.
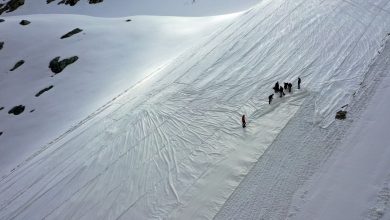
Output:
0,107,4,111
20,20,30,25
47,0,56,3
10,60,24,71
0,19,5,23
0,42,4,50
0,0,24,15
61,28,83,39
49,56,78,74
0,131,3,137
8,105,25,115
35,85,54,97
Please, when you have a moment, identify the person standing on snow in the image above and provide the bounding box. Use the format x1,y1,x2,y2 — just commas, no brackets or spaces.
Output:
273,82,280,93
288,83,292,93
298,77,301,89
269,94,274,104
279,86,285,97
242,115,246,128
284,82,288,90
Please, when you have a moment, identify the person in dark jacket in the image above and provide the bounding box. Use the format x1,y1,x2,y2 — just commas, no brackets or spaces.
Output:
242,115,246,128
273,82,280,93
268,94,274,104
284,82,288,89
279,86,285,97
288,83,292,93
298,77,301,89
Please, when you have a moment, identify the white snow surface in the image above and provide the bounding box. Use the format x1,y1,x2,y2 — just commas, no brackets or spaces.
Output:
287,40,390,220
1,0,390,219
0,13,239,177
1,0,260,17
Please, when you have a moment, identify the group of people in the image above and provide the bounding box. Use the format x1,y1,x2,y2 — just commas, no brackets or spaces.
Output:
242,77,302,128
269,77,301,105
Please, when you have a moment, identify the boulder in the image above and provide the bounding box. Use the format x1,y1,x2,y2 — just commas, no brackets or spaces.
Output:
20,19,30,25
0,41,4,50
335,110,347,120
8,105,25,115
49,56,78,74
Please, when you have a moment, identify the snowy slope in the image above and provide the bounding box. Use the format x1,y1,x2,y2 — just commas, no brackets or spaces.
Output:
0,13,239,176
1,0,390,219
287,39,390,220
1,0,260,17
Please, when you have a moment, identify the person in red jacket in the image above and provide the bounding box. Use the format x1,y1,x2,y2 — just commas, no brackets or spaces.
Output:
242,115,246,128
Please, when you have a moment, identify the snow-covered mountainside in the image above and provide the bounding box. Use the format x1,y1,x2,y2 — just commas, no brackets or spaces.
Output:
0,0,260,17
1,0,390,219
0,3,241,176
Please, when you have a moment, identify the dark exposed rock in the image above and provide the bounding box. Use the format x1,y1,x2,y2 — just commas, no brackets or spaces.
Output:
0,19,5,22
58,0,80,6
0,131,3,137
0,107,4,111
10,60,24,71
61,28,83,39
20,19,30,25
0,41,4,50
8,105,25,115
126,19,131,22
49,56,78,74
35,85,54,97
0,0,24,15
30,109,35,113
335,110,347,120
58,0,103,6
47,0,55,3
89,0,103,4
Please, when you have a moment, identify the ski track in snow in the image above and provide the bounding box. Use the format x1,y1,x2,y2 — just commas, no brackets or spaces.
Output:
1,0,390,219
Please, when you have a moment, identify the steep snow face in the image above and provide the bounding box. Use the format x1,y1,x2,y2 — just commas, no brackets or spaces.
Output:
1,0,390,220
0,14,239,176
1,0,260,17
